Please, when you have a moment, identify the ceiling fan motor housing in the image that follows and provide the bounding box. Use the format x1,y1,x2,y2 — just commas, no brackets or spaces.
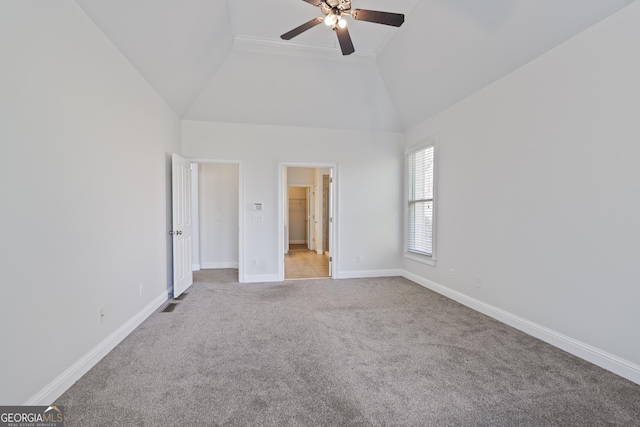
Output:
321,0,351,16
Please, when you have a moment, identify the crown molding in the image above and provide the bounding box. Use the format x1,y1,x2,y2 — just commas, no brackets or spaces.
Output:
233,35,377,65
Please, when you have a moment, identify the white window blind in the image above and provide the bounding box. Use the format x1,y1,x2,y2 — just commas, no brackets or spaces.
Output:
407,146,434,256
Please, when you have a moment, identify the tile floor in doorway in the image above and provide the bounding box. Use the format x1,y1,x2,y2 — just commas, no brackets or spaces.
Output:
285,244,330,279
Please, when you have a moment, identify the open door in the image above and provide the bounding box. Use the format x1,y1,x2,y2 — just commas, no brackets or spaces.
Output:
328,171,333,276
171,153,193,298
306,187,311,251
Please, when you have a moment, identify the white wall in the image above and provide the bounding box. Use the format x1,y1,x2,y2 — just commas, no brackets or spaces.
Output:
403,2,640,376
287,167,315,186
182,121,404,281
0,1,180,404
198,164,239,268
191,164,201,270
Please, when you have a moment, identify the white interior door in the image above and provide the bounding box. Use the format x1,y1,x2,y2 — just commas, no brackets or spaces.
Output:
328,172,333,276
171,153,193,298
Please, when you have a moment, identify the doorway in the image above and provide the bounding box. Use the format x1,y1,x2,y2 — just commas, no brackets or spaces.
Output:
279,164,336,281
190,162,243,282
286,184,327,279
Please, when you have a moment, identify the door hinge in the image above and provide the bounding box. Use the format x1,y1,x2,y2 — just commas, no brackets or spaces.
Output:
330,178,333,183
329,257,332,262
330,217,333,223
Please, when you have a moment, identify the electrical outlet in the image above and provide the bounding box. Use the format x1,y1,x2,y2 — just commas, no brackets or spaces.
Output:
356,255,363,263
449,269,455,278
252,258,258,266
475,276,481,288
99,308,105,323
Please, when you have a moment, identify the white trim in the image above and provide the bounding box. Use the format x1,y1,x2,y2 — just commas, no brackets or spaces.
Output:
25,292,168,405
404,135,439,156
289,240,307,245
201,261,239,269
402,271,640,386
243,274,281,283
192,263,201,271
337,269,403,279
404,251,437,266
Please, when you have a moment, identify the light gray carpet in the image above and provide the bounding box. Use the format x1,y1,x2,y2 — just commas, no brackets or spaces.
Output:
56,270,640,426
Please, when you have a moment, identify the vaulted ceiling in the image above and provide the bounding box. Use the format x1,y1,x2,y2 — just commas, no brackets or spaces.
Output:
75,0,636,132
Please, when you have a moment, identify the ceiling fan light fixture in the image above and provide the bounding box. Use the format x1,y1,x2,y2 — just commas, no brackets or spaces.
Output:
337,16,347,29
324,14,337,26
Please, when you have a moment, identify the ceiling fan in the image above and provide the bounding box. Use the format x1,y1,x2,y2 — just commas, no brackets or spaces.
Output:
280,0,405,56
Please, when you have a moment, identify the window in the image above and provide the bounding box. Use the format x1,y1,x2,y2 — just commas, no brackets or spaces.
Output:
406,142,435,262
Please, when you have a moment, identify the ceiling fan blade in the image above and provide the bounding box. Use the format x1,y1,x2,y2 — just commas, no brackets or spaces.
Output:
280,17,324,40
303,0,323,5
352,9,405,27
335,26,355,56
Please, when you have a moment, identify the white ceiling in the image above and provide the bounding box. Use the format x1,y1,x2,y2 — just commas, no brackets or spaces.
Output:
74,0,636,131
379,0,638,129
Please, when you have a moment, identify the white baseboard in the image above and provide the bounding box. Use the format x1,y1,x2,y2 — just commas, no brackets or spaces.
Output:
338,269,403,279
25,291,168,405
243,274,280,283
192,263,201,271
402,271,640,386
289,240,307,245
201,261,239,269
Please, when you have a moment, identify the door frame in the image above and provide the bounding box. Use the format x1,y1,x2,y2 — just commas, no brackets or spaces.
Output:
278,162,338,281
186,158,245,283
